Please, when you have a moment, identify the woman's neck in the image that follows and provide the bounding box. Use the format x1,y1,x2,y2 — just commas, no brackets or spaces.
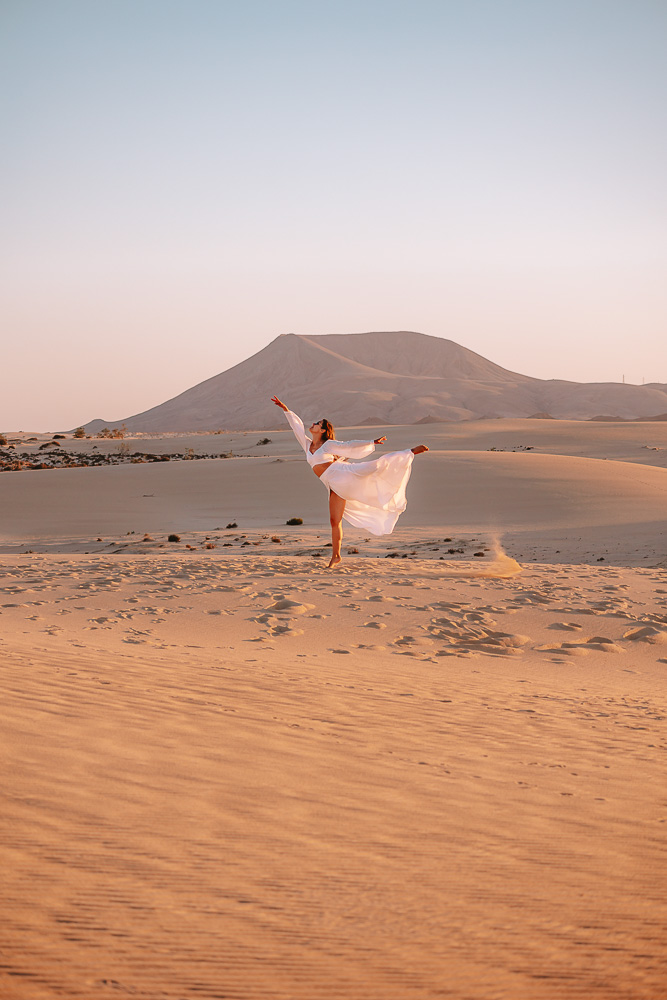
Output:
311,431,325,450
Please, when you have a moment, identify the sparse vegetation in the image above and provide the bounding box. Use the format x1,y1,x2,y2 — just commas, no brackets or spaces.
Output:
168,533,181,542
97,425,126,439
73,427,86,438
226,521,238,529
0,434,7,446
256,437,271,446
0,441,248,473
286,517,303,525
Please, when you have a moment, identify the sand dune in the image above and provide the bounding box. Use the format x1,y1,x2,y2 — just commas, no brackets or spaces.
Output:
82,331,667,431
2,553,667,999
2,420,666,566
1,419,667,999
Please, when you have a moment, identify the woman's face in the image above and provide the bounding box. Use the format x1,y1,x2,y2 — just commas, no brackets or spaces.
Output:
309,420,324,434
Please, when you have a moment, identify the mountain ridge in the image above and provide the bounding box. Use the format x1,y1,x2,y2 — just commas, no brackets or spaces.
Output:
83,331,667,432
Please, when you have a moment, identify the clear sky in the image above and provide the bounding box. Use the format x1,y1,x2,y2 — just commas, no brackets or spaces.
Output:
2,0,666,430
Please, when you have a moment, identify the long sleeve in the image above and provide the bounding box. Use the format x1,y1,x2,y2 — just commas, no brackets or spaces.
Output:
283,409,310,455
323,439,376,460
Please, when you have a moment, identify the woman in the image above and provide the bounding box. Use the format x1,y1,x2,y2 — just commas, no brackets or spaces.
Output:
271,396,428,568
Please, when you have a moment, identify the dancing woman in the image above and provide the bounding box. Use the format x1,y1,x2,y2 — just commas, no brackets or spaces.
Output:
271,396,428,568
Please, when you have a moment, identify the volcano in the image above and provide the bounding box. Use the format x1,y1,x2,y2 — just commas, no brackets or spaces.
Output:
84,331,667,431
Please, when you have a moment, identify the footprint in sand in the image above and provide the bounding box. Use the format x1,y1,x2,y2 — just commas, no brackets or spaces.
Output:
622,626,667,645
267,598,315,614
362,621,387,629
394,636,433,647
537,637,624,655
547,622,584,631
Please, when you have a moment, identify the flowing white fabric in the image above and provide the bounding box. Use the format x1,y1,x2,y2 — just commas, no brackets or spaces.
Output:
283,409,415,535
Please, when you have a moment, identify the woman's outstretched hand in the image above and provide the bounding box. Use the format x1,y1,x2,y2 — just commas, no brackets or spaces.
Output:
271,396,288,411
374,435,387,445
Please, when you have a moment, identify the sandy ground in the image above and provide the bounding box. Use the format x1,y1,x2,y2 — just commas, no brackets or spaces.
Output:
1,420,666,999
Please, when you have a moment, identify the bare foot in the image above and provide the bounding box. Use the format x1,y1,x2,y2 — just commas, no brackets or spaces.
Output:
327,554,342,569
411,444,429,455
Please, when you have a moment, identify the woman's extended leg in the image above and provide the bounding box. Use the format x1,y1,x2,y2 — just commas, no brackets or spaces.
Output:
328,489,346,568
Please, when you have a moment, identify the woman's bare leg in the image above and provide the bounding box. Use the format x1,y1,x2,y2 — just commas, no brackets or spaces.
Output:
328,490,346,568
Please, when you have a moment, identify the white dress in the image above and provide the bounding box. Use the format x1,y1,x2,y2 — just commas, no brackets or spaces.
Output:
283,409,415,535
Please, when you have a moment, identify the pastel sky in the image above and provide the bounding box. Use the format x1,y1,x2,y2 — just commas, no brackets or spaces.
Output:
2,0,666,430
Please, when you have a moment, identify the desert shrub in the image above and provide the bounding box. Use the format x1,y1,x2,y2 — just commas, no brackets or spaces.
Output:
53,433,65,439
168,533,181,542
0,434,7,446
96,428,112,438
226,521,237,529
256,437,271,446
73,427,86,438
286,517,303,525
116,441,130,457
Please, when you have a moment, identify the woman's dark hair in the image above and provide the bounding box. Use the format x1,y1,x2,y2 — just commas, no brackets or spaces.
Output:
320,418,335,441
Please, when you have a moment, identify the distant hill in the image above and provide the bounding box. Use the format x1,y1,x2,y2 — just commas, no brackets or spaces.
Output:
83,331,667,432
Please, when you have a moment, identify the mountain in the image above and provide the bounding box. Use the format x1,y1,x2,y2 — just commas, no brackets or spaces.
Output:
83,331,667,431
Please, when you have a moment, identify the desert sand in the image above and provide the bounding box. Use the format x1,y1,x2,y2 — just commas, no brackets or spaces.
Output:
1,418,666,999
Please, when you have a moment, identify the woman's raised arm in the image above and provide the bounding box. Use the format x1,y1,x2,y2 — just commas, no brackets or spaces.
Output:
272,397,309,454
